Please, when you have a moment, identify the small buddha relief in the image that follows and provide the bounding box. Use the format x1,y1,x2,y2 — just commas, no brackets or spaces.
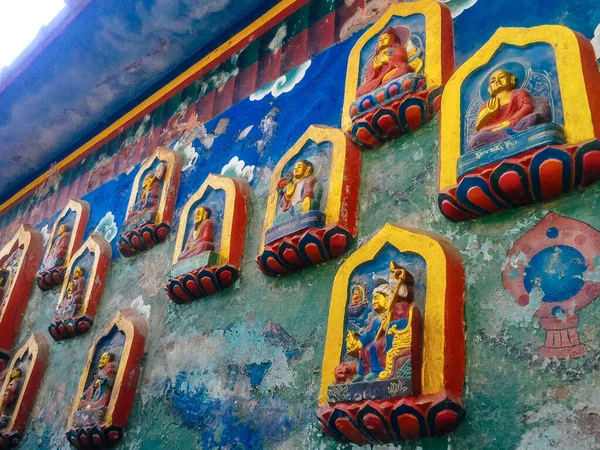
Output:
0,245,24,321
438,26,600,222
53,266,86,322
356,26,423,98
269,159,324,238
166,175,250,304
256,126,360,277
118,148,182,257
0,334,49,449
317,224,467,444
66,309,148,449
343,1,454,150
328,261,422,401
36,200,90,291
48,235,111,341
73,351,118,429
177,206,216,262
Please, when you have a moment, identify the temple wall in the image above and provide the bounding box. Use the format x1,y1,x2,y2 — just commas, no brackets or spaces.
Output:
2,0,600,448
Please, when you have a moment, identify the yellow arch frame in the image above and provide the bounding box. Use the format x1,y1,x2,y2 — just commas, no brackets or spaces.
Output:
42,199,89,267
439,25,599,191
173,174,241,266
342,0,450,132
260,125,348,253
56,234,111,316
67,309,147,429
318,223,464,403
126,147,182,224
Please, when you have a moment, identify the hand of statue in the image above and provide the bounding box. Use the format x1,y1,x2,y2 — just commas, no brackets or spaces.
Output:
492,121,511,132
346,331,362,357
373,54,382,70
380,52,389,64
301,196,311,213
283,182,296,201
94,379,101,389
487,97,500,112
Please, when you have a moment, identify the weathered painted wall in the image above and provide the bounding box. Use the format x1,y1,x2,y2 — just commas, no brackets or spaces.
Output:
3,0,600,449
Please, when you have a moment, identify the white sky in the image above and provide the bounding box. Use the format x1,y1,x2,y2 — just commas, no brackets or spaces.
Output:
0,0,65,68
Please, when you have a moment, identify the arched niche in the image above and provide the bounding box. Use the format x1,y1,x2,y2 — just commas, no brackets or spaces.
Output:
49,235,112,341
118,147,182,256
342,0,454,150
317,224,466,443
256,125,361,276
438,25,600,222
166,174,250,303
66,308,148,449
37,199,90,291
0,225,43,373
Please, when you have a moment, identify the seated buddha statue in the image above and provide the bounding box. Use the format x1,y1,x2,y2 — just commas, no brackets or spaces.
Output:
344,262,417,382
468,69,552,151
74,351,117,427
275,160,322,221
42,224,71,270
0,269,8,306
54,266,86,320
126,163,166,226
356,26,416,98
178,206,216,261
0,368,22,430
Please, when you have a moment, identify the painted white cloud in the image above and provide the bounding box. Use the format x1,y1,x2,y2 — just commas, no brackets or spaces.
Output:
93,211,118,242
221,156,255,182
178,143,199,171
250,61,311,101
40,224,51,248
131,295,151,320
438,0,478,18
592,24,600,60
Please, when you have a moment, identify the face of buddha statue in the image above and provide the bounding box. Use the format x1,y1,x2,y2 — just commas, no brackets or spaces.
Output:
194,207,208,224
293,161,313,181
98,352,111,369
372,290,389,314
10,368,21,380
58,225,67,236
489,70,516,97
378,32,393,50
73,266,84,280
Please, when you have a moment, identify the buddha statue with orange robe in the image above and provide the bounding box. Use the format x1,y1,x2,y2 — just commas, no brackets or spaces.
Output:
54,266,86,321
0,368,23,430
356,26,416,98
42,224,72,270
468,69,552,150
178,206,216,261
73,351,118,427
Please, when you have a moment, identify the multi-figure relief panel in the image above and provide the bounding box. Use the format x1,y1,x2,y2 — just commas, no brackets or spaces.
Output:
48,235,111,341
503,213,600,359
438,25,600,221
166,174,250,303
317,224,466,444
66,309,148,449
117,148,182,257
36,200,90,291
256,126,360,276
342,0,454,150
0,226,43,375
0,334,49,449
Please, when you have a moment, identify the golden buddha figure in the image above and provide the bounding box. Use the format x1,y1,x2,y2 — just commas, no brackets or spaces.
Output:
178,205,216,261
356,26,417,98
277,160,321,215
469,69,551,150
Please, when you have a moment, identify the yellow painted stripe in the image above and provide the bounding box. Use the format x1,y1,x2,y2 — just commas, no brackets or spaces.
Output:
0,0,306,215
